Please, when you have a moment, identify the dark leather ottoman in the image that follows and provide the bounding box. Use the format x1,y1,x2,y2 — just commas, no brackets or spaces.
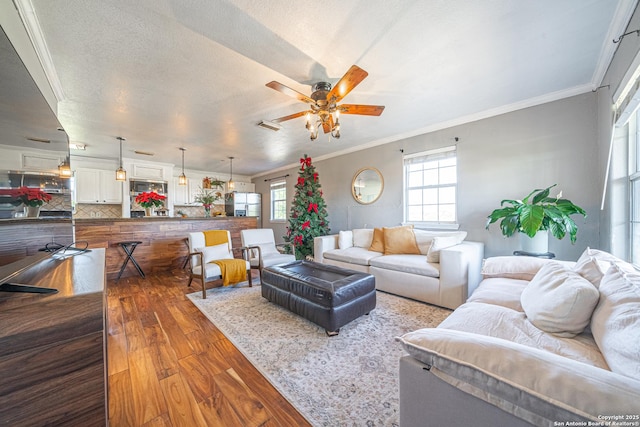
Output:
261,260,376,335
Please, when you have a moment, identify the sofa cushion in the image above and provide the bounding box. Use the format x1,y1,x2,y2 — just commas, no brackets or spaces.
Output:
438,302,608,368
369,254,439,278
322,247,382,266
590,263,640,381
521,262,599,337
482,256,553,281
426,232,467,263
397,328,640,424
467,277,529,312
338,230,353,249
383,225,420,255
195,243,232,264
353,228,374,248
369,227,385,252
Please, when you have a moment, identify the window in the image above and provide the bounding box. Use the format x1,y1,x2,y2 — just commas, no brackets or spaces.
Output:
404,146,457,225
270,180,287,222
631,111,640,266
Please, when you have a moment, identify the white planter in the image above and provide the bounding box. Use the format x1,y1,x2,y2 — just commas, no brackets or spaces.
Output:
520,230,549,254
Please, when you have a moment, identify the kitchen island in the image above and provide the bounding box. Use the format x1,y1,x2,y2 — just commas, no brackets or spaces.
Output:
75,216,258,280
0,218,74,266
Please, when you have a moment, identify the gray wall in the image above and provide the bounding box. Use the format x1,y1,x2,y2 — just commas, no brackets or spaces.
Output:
256,92,601,260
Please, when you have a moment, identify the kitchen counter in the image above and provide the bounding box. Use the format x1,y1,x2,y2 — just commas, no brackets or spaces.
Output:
0,249,107,425
0,218,74,266
75,216,258,280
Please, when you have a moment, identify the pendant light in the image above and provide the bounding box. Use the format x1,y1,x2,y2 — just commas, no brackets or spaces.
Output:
115,137,126,181
227,156,235,191
58,156,72,177
178,147,187,185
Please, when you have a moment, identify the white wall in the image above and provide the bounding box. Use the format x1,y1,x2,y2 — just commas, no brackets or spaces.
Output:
255,92,600,260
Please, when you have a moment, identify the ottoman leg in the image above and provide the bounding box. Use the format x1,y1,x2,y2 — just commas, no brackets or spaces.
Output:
326,329,340,337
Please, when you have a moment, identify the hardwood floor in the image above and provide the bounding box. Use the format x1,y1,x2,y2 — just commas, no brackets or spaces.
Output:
106,269,311,427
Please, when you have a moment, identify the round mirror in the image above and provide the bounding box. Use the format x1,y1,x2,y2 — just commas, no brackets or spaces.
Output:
352,167,384,204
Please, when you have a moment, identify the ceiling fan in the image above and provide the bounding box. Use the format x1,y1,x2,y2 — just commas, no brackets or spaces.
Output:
266,65,385,140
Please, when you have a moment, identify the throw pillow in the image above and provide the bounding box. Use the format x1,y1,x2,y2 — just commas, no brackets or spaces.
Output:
353,228,374,248
195,243,232,264
481,256,552,281
250,242,279,259
426,232,467,263
573,250,609,288
338,230,354,249
590,263,640,381
369,227,385,253
383,225,420,255
521,262,600,337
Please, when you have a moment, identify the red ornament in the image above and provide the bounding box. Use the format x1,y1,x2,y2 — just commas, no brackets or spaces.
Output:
298,177,305,186
313,172,318,182
294,235,303,245
302,220,311,230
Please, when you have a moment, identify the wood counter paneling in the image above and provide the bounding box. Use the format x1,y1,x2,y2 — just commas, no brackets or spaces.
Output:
0,219,74,267
0,249,107,426
75,217,258,280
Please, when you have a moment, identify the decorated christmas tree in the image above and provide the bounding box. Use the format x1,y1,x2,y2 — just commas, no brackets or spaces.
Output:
284,154,330,260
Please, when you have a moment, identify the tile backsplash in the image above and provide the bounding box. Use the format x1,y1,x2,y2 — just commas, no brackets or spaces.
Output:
75,204,122,218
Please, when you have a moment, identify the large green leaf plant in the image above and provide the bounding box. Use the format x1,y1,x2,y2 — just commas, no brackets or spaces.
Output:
486,184,587,244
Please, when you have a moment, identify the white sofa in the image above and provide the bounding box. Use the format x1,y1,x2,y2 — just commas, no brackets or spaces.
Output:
314,227,484,310
397,249,640,426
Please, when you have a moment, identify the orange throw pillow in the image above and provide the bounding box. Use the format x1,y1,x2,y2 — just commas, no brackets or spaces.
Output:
369,227,385,252
383,225,420,255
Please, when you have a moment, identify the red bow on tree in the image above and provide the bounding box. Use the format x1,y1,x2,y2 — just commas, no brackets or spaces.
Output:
313,172,318,182
300,156,312,170
298,177,305,186
307,203,318,214
294,235,303,245
301,220,311,230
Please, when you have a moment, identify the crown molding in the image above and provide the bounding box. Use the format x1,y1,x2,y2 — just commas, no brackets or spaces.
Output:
14,0,65,103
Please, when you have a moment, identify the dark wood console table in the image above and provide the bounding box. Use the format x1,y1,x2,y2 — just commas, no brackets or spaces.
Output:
0,248,107,426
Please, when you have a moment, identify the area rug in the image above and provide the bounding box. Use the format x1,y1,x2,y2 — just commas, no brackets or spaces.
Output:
187,285,451,426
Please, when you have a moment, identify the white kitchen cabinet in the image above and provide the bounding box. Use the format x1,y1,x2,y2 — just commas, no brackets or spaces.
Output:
76,168,123,204
226,181,255,193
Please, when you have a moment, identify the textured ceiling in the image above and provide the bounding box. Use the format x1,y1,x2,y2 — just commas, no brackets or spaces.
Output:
10,0,637,176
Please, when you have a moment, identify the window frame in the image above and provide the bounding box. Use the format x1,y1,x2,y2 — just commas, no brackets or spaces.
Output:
270,180,287,223
403,146,458,229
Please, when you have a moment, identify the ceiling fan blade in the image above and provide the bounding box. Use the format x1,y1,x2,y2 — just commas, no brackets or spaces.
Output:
322,115,334,134
327,65,369,103
266,81,315,104
339,104,385,116
272,111,309,123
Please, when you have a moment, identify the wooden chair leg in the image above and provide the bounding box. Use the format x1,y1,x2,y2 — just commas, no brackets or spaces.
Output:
247,270,252,287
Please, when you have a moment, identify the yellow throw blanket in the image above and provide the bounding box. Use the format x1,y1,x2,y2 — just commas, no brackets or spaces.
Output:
204,230,229,247
212,259,247,286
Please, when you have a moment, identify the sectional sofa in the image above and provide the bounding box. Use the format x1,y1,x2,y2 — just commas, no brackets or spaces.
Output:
314,226,484,309
397,248,640,426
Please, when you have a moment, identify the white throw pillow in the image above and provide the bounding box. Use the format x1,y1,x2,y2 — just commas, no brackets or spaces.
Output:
250,242,279,259
481,256,552,281
352,228,374,248
426,232,467,263
338,230,354,249
573,247,611,288
195,243,232,264
521,262,599,337
590,263,640,381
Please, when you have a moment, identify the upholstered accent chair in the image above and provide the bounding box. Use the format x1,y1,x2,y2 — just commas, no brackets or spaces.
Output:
240,228,296,281
187,230,252,298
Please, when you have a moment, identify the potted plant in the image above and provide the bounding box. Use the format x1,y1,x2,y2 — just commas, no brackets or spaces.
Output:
11,186,52,217
486,184,586,253
135,191,167,216
194,188,222,217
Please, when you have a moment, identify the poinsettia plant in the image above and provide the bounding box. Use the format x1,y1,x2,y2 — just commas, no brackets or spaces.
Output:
135,191,166,208
11,186,52,207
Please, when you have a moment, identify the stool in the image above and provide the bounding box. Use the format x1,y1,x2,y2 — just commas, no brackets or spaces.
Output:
116,241,145,281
